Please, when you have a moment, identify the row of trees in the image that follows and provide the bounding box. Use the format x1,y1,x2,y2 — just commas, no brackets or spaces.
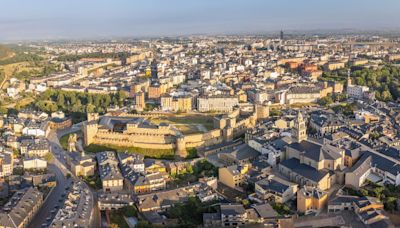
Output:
56,52,131,62
35,89,128,120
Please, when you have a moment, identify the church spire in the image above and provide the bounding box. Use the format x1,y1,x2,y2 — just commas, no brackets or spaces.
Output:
293,111,307,143
347,69,352,86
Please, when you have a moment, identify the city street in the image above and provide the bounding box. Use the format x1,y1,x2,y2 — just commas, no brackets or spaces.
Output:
49,128,101,228
29,128,100,228
28,164,71,228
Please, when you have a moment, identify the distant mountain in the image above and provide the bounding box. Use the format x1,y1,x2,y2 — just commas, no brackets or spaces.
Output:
0,45,14,60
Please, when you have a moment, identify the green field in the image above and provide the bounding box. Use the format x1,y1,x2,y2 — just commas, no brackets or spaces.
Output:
149,114,215,134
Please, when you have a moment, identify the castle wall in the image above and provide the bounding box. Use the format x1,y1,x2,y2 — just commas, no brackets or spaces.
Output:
183,129,223,148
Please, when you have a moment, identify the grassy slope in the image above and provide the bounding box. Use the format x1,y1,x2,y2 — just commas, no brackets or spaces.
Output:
0,45,14,60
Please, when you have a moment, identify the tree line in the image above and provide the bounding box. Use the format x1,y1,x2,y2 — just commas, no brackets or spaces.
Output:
56,52,131,62
321,65,400,102
351,65,400,101
35,89,127,121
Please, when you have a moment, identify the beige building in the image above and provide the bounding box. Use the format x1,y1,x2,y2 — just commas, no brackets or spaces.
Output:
67,152,96,177
279,114,344,191
218,164,249,189
135,92,146,111
161,95,192,112
197,95,239,112
324,61,345,71
297,186,327,214
285,86,321,104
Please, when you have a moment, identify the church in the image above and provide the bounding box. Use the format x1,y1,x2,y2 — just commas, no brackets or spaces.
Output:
278,112,346,191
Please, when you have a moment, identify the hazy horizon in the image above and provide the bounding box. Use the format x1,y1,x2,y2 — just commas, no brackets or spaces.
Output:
1,0,400,41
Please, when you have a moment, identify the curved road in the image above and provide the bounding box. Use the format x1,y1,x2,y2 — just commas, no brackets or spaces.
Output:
28,163,72,228
29,126,100,228
53,126,101,228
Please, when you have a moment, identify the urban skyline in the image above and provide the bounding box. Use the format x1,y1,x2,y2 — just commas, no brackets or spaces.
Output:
2,1,400,228
1,0,400,40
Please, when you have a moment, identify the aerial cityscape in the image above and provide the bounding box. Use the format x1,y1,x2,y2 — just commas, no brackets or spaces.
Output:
1,0,400,228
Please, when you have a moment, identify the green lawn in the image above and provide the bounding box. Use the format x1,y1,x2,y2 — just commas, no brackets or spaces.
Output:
165,197,218,227
109,206,137,228
110,211,129,228
82,175,102,190
149,115,215,131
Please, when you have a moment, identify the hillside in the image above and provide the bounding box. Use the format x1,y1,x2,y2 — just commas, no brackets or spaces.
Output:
0,45,14,60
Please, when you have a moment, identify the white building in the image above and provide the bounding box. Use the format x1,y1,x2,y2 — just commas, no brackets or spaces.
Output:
248,139,283,166
23,158,48,170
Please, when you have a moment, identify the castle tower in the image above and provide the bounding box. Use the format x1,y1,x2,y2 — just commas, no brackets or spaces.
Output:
293,111,307,143
176,136,187,159
87,113,99,122
83,121,98,146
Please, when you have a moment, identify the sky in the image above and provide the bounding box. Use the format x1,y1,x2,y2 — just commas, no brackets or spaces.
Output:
1,0,400,40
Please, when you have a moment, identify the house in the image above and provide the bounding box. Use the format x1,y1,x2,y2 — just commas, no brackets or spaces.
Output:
132,172,167,194
220,204,247,227
218,144,260,166
247,138,288,166
97,191,134,210
144,160,167,174
22,120,49,137
96,151,124,192
67,152,96,177
255,176,298,203
328,195,389,225
218,164,249,189
136,184,201,212
0,152,13,178
22,138,50,158
118,153,145,173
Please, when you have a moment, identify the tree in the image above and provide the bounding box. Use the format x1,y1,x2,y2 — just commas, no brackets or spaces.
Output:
318,96,333,106
86,103,96,113
57,93,65,108
359,189,369,196
381,90,393,101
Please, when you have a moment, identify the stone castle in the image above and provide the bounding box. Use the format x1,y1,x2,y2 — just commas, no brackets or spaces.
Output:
83,104,269,158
